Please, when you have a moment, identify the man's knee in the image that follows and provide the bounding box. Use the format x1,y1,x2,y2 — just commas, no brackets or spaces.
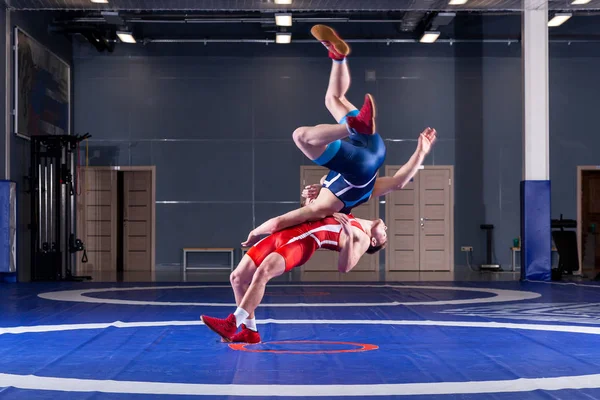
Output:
254,256,285,283
293,126,309,146
253,267,275,286
325,94,343,111
230,256,256,286
230,270,243,287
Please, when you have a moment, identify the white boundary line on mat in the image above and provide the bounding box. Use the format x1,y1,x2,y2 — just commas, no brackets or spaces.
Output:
37,284,541,307
0,319,600,396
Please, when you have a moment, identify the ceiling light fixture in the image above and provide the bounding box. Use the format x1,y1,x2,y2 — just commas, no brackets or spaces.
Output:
275,13,292,26
117,31,136,43
420,31,440,43
276,32,292,44
274,0,292,4
548,13,572,27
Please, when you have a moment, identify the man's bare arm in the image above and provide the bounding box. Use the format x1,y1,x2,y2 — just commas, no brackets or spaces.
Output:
372,128,436,197
242,202,332,247
337,229,370,273
334,214,370,273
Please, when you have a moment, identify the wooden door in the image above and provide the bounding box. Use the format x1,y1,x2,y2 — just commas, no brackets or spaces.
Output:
76,168,117,280
385,166,420,278
123,171,153,273
582,171,600,269
385,166,454,281
300,166,379,282
419,168,453,272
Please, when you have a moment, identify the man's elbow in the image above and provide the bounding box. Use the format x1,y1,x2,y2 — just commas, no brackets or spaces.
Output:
308,204,332,220
271,216,284,232
338,264,351,274
395,181,408,191
387,178,408,193
315,209,330,219
337,260,356,274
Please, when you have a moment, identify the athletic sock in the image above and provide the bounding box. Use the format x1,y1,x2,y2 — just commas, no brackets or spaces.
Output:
244,318,258,332
332,57,346,64
233,307,249,327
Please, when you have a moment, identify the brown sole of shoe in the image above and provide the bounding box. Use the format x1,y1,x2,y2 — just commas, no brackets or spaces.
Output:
366,93,377,134
201,315,232,343
310,24,350,56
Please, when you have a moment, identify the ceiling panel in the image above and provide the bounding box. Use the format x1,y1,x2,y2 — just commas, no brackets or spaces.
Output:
5,0,600,11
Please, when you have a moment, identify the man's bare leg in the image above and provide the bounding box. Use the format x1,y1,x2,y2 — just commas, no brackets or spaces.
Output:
201,253,286,342
238,253,286,316
229,255,258,321
310,24,357,122
292,123,350,160
325,59,356,122
292,94,376,161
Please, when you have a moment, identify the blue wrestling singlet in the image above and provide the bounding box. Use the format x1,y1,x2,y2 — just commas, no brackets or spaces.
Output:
313,110,387,214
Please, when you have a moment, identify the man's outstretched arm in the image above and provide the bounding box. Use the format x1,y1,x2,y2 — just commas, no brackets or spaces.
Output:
371,127,437,197
242,202,331,247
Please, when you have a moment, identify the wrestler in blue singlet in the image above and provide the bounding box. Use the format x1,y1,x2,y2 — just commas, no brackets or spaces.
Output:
312,109,386,214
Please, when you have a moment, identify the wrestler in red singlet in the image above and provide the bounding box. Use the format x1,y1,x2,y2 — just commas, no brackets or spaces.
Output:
246,215,364,272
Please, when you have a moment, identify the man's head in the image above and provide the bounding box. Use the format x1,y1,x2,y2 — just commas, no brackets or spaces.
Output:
367,218,387,254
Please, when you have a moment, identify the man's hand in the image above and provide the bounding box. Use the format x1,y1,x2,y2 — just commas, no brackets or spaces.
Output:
301,184,321,202
242,230,261,247
416,127,437,156
333,213,354,236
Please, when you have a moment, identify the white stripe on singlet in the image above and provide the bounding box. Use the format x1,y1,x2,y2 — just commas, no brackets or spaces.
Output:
324,173,378,197
285,224,342,248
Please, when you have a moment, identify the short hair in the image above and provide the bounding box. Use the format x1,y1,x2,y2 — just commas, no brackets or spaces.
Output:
366,240,387,254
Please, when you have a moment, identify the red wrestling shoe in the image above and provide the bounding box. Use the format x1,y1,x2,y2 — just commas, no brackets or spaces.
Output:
346,94,376,135
201,314,237,342
310,24,350,61
229,324,261,344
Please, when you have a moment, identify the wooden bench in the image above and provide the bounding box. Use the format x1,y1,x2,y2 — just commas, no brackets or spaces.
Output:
182,248,235,282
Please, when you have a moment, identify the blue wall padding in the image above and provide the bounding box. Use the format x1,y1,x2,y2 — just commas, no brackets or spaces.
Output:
0,180,16,274
520,180,552,281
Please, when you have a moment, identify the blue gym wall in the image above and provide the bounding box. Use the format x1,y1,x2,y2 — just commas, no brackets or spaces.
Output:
0,3,6,179
72,35,522,271
6,10,73,281
550,47,600,231
0,4,5,180
549,16,600,229
2,12,595,276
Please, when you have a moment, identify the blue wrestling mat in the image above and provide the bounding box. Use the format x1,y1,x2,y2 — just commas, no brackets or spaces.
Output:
1,281,600,399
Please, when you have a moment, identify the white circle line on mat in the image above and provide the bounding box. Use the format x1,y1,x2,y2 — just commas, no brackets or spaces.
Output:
0,319,599,396
37,284,541,307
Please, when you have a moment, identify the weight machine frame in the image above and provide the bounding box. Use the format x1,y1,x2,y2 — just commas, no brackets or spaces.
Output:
28,133,91,281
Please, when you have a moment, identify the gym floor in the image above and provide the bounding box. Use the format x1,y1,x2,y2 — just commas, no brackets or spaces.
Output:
1,281,600,399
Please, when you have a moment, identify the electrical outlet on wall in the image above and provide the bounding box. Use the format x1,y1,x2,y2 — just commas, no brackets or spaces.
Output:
461,246,473,252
